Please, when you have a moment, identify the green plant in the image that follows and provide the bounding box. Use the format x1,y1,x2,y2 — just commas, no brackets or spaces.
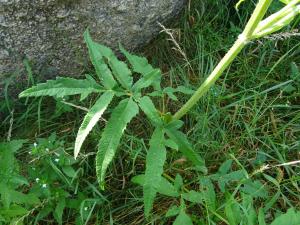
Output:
0,140,40,224
0,134,107,225
18,0,300,222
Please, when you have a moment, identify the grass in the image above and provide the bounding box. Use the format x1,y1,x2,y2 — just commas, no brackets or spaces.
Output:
1,0,300,224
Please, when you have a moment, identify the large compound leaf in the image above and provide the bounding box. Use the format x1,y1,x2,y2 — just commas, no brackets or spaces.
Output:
166,129,206,173
84,30,116,89
95,44,133,90
19,77,102,98
138,96,162,126
96,98,139,189
143,127,166,218
74,91,114,159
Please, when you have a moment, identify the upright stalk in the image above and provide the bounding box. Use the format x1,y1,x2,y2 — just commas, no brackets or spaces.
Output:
173,0,273,120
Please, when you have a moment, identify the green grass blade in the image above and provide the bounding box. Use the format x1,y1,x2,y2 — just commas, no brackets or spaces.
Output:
84,30,117,89
19,77,103,98
96,98,139,189
74,91,114,159
143,127,166,218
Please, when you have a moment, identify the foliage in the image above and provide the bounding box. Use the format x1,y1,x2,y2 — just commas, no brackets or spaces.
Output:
0,134,107,224
0,0,298,224
19,30,201,218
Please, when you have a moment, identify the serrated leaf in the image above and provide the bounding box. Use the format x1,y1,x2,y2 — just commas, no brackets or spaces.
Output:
182,190,202,203
165,119,184,130
132,69,161,91
225,193,241,225
0,205,28,218
240,180,268,199
174,174,183,191
173,210,193,225
120,45,155,76
271,208,300,225
212,170,246,193
258,208,266,225
200,178,216,211
218,159,233,175
53,198,66,225
164,88,178,101
96,98,139,189
166,205,180,217
74,91,114,158
241,194,256,225
84,30,116,89
95,43,133,89
19,77,102,98
62,166,77,178
132,175,179,197
175,86,195,95
164,139,179,150
119,44,161,90
166,129,206,173
0,140,26,153
143,128,166,218
138,96,162,126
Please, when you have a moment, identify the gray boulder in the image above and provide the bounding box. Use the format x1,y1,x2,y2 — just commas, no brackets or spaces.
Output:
0,0,186,89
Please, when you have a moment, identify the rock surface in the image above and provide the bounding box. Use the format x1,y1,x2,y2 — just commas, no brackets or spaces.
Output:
0,0,186,88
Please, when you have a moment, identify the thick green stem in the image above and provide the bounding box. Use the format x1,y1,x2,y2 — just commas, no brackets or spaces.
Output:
173,0,273,120
173,37,246,120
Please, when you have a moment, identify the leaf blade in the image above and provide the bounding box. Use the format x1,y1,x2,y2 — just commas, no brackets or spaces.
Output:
166,129,206,173
74,91,114,158
173,210,193,225
143,127,166,218
84,30,117,89
138,96,162,126
95,44,133,89
19,77,102,98
96,98,139,189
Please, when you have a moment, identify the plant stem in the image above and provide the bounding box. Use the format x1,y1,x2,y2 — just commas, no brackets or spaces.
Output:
173,0,273,120
173,38,246,120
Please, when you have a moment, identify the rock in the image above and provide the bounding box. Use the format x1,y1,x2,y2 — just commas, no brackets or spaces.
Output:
0,0,186,92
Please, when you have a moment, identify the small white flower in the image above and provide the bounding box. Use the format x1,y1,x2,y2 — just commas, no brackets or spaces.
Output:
54,158,60,162
42,183,47,188
34,142,37,147
35,178,40,183
28,151,32,155
84,207,88,211
46,148,49,152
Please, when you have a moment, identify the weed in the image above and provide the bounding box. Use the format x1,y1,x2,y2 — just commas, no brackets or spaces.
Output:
1,0,300,224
